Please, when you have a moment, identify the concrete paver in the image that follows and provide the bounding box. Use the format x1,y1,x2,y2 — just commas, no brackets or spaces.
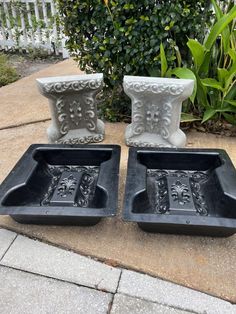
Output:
110,294,191,314
118,270,235,314
0,266,111,314
0,229,16,260
1,235,121,293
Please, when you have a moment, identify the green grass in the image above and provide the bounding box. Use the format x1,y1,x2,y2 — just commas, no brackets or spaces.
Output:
0,53,19,87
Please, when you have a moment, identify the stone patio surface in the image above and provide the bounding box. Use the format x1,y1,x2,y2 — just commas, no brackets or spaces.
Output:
0,59,236,303
0,229,235,314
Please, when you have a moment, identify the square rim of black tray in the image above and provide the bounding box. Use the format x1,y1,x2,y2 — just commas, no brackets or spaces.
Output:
0,144,121,218
123,147,236,230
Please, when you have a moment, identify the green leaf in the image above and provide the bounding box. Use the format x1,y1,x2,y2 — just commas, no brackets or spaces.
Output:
196,74,209,107
224,82,236,101
202,108,217,123
204,5,236,51
160,43,168,77
225,62,236,90
217,68,229,85
187,39,205,70
170,67,197,103
222,112,236,125
228,48,236,62
201,78,224,91
211,0,230,52
224,99,236,107
198,50,211,75
181,113,201,123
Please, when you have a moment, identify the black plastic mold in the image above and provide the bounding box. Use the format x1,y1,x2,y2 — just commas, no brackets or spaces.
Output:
0,144,120,225
123,147,236,237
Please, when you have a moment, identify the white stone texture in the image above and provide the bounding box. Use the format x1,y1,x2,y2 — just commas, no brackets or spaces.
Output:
1,235,121,293
111,294,191,314
0,229,16,260
123,76,194,148
118,270,235,314
0,266,112,314
37,74,105,144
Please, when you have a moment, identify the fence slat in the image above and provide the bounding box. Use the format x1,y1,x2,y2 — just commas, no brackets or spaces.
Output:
0,0,68,56
34,0,42,42
26,1,35,45
3,0,13,41
0,4,7,43
20,6,27,47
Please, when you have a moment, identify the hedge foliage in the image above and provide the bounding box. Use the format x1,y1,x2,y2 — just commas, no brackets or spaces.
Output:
57,0,212,120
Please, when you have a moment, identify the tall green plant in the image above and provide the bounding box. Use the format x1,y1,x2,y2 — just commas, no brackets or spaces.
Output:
170,1,236,125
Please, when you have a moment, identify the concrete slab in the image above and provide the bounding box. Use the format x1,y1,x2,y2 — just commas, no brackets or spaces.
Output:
0,59,82,129
111,294,191,314
1,235,121,293
0,229,16,259
118,270,234,314
0,122,236,302
0,266,112,314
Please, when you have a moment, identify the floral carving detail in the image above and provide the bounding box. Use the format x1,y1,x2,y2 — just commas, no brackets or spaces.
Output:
43,80,102,93
124,81,184,95
57,174,77,198
147,169,209,215
145,102,171,138
69,100,83,126
146,104,160,133
171,180,190,205
41,166,99,206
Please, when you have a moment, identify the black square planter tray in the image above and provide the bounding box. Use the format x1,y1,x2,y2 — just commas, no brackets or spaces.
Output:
0,144,120,225
123,147,236,237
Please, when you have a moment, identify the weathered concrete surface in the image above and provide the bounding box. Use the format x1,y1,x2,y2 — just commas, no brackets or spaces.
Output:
0,229,16,259
0,266,112,314
118,270,233,314
0,59,82,129
2,235,121,293
111,294,191,314
0,121,236,302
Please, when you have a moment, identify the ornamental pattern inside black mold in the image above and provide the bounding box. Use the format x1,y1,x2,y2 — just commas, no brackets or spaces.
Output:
147,169,209,216
41,165,99,207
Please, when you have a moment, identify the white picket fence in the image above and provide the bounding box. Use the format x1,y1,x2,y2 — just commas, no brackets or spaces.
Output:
0,0,68,57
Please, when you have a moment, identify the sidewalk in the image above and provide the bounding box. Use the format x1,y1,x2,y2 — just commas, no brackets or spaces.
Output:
0,228,235,314
0,59,236,302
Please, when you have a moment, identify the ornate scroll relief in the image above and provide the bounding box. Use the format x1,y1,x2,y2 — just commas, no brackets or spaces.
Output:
41,166,99,206
147,169,209,216
36,74,105,144
124,81,184,96
56,97,69,135
132,101,145,136
43,79,102,93
124,76,194,148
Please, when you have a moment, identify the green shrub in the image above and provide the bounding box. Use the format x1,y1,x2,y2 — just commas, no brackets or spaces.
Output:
57,0,212,121
156,1,236,126
0,54,19,87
